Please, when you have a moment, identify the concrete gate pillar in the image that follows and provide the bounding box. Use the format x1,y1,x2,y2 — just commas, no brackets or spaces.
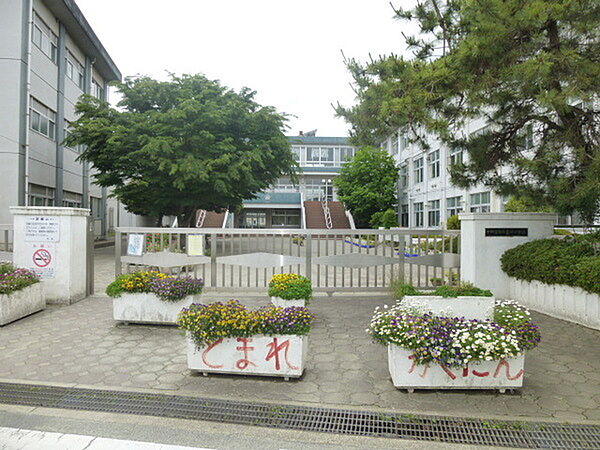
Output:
459,212,556,299
11,206,90,304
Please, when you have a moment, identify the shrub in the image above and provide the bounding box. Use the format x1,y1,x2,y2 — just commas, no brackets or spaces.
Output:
501,235,600,295
446,215,461,230
391,281,492,299
370,209,399,229
106,271,203,301
0,264,39,296
268,273,312,301
367,299,540,367
178,300,315,348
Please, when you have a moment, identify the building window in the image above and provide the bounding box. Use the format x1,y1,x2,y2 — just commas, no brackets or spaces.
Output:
400,204,409,227
92,79,104,99
399,135,409,151
32,12,57,63
291,146,301,161
28,184,55,206
413,157,424,183
414,202,424,227
63,191,83,208
428,150,440,179
271,210,301,227
399,164,409,188
90,197,102,219
340,147,355,162
428,200,440,227
470,191,491,212
391,133,399,154
306,147,334,166
30,98,56,140
448,148,463,167
66,51,85,89
446,196,463,217
241,211,266,228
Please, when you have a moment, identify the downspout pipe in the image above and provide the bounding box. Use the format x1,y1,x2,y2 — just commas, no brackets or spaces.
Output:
20,0,33,206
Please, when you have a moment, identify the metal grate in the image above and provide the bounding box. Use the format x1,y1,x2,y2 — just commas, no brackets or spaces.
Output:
0,382,599,448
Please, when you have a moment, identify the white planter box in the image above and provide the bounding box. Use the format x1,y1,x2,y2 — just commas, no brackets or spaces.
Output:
0,283,45,326
401,295,495,320
270,297,306,308
509,277,600,331
187,334,307,379
388,345,525,392
113,293,201,325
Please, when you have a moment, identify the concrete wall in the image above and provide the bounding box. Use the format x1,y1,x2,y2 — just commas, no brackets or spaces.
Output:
460,212,556,298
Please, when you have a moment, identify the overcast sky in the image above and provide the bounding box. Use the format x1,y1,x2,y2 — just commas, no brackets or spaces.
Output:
76,1,414,137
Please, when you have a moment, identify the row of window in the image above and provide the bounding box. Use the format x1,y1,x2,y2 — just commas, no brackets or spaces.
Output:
400,148,464,187
31,11,104,97
400,192,491,227
28,184,100,212
292,146,356,166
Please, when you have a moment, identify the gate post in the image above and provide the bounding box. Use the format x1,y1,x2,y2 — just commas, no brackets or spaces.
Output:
459,212,556,298
11,206,90,304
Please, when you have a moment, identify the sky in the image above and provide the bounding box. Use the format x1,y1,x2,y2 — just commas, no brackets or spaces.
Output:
76,1,414,137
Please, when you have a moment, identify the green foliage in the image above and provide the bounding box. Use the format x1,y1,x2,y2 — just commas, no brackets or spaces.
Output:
391,280,492,299
504,196,554,213
66,74,297,226
0,262,16,275
370,208,399,229
501,234,600,295
334,147,398,228
338,0,600,223
268,273,312,301
105,271,169,297
553,229,573,236
0,265,39,296
178,300,315,348
446,215,460,230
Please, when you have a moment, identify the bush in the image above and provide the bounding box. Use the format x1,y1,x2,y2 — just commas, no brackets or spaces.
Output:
370,209,399,229
268,273,312,301
501,235,600,295
0,264,39,296
446,215,461,230
106,271,203,301
178,300,315,348
391,280,492,299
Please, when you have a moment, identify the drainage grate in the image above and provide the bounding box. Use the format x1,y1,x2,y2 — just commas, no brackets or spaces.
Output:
0,382,599,449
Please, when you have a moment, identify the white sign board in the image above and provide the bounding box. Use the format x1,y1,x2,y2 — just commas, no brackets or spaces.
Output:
187,234,205,256
26,243,56,279
127,234,144,256
25,216,60,242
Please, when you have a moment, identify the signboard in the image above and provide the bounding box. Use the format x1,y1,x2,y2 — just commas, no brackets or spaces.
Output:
25,216,60,242
485,228,528,237
27,243,56,279
127,234,144,256
187,234,205,256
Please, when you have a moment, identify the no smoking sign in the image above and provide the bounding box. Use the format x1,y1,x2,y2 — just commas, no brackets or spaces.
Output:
33,248,52,267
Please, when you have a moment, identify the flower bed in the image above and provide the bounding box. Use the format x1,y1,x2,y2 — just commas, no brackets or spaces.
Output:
268,273,312,307
0,262,44,326
178,300,314,378
107,271,204,324
368,299,540,391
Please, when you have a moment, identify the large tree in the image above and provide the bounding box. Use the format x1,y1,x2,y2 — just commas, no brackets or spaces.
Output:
67,74,297,225
334,147,398,228
338,0,600,223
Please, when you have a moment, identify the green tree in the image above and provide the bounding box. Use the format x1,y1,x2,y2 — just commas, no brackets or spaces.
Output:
338,0,600,223
370,208,399,229
334,147,398,228
67,74,297,226
504,196,554,213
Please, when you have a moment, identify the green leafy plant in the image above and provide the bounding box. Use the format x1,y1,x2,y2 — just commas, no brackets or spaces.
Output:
0,264,39,296
105,271,203,301
391,280,493,299
370,208,399,229
501,234,600,295
446,215,461,230
178,300,315,348
268,273,312,301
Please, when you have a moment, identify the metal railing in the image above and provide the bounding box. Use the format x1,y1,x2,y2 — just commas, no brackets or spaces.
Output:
322,201,333,229
0,224,13,261
114,228,461,293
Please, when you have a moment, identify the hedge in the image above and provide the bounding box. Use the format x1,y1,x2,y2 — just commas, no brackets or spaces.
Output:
500,233,600,295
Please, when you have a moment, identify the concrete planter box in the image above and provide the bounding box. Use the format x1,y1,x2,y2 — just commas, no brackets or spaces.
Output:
0,283,45,326
113,293,201,325
509,278,600,331
270,297,306,308
401,295,495,320
388,345,525,392
187,334,307,379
